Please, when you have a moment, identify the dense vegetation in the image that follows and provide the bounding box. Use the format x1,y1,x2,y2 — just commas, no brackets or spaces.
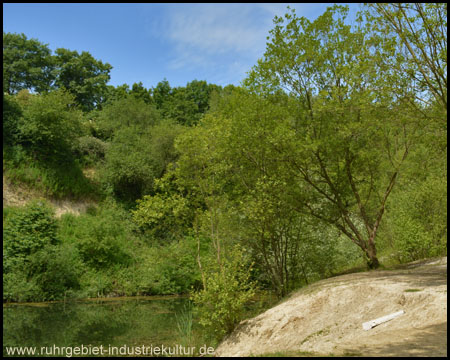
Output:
3,3,446,342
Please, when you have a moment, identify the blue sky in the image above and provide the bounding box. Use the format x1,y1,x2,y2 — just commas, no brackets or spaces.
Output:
3,3,362,89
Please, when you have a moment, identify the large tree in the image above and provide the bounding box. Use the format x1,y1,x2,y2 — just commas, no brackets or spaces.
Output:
3,32,54,94
53,48,112,112
244,5,426,268
365,3,447,115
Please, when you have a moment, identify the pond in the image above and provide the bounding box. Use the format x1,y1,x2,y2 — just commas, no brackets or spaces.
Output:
3,296,214,357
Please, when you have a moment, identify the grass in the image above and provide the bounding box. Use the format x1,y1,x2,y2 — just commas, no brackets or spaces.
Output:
252,349,363,357
175,301,194,347
299,327,331,346
4,146,101,200
404,288,422,292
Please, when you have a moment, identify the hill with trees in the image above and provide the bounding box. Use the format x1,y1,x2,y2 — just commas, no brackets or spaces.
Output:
3,3,446,346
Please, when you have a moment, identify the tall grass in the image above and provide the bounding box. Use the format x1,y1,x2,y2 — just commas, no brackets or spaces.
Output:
175,301,194,347
4,145,99,199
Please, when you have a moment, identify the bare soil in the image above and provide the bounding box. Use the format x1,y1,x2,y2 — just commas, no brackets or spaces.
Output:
215,257,447,357
3,175,96,217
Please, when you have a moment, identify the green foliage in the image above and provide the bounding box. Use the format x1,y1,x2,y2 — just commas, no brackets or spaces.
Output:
53,48,112,111
161,87,200,126
58,204,133,269
95,96,160,140
3,32,54,94
3,94,22,146
73,135,108,164
3,201,83,301
4,145,96,199
132,236,202,295
3,261,42,302
3,200,58,261
17,89,83,159
101,127,161,203
152,78,172,109
133,191,191,241
101,116,181,204
192,245,257,341
27,243,83,300
365,3,447,113
388,175,447,262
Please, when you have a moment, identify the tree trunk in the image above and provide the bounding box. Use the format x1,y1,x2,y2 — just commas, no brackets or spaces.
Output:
366,238,380,269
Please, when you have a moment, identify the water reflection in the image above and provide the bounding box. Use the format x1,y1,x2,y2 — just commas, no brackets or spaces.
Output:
3,297,190,357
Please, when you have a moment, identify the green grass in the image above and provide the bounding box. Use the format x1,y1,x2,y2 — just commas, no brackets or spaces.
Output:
4,145,102,200
252,349,363,357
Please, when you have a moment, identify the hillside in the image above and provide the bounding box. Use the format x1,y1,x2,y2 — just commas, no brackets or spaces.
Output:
215,257,447,357
3,175,96,217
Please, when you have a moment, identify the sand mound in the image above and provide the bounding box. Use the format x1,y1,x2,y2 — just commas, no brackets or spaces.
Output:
215,257,447,357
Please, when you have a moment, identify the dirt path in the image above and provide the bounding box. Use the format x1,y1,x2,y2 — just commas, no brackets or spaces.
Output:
215,257,447,357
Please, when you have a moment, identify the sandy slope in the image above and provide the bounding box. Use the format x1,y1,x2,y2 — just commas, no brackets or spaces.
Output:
215,257,447,357
3,175,96,217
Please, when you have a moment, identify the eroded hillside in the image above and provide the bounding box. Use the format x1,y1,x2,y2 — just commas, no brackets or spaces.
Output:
215,257,447,357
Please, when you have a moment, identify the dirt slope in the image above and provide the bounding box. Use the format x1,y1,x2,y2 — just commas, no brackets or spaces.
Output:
3,176,96,217
215,257,447,357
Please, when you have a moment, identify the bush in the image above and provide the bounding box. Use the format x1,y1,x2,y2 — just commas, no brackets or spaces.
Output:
4,150,96,199
73,135,108,164
129,236,202,295
101,127,161,202
27,243,84,300
3,94,22,146
3,200,58,261
191,245,257,341
3,201,84,301
95,97,160,140
388,175,447,262
3,262,42,302
17,90,83,160
58,202,133,269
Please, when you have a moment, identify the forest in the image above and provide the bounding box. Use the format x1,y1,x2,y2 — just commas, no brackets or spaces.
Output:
3,3,447,343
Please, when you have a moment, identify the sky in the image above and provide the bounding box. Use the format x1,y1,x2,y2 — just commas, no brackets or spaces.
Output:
3,3,362,90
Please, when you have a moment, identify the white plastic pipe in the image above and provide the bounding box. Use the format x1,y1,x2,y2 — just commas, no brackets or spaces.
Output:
362,310,405,331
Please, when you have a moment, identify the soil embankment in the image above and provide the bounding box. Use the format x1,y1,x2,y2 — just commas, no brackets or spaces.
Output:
215,257,447,357
3,175,96,217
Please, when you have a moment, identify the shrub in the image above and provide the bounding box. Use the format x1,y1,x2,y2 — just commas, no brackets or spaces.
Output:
3,200,58,261
73,135,108,164
130,236,202,295
389,175,447,262
191,245,257,341
58,202,133,269
28,244,83,300
17,89,83,160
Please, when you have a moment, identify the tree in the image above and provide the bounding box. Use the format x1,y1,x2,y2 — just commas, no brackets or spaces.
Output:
130,81,152,104
152,78,172,110
161,87,200,126
3,32,54,94
100,102,181,203
3,94,23,146
191,245,257,341
95,96,160,140
53,48,112,111
244,5,425,268
365,3,447,115
17,89,83,160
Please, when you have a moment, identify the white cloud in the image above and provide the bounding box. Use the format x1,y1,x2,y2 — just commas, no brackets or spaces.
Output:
144,3,330,85
152,3,293,75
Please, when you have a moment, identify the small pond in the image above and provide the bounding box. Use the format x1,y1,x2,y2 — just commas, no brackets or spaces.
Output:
3,296,212,357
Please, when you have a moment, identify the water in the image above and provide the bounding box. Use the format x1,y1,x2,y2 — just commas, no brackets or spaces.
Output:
3,296,205,357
